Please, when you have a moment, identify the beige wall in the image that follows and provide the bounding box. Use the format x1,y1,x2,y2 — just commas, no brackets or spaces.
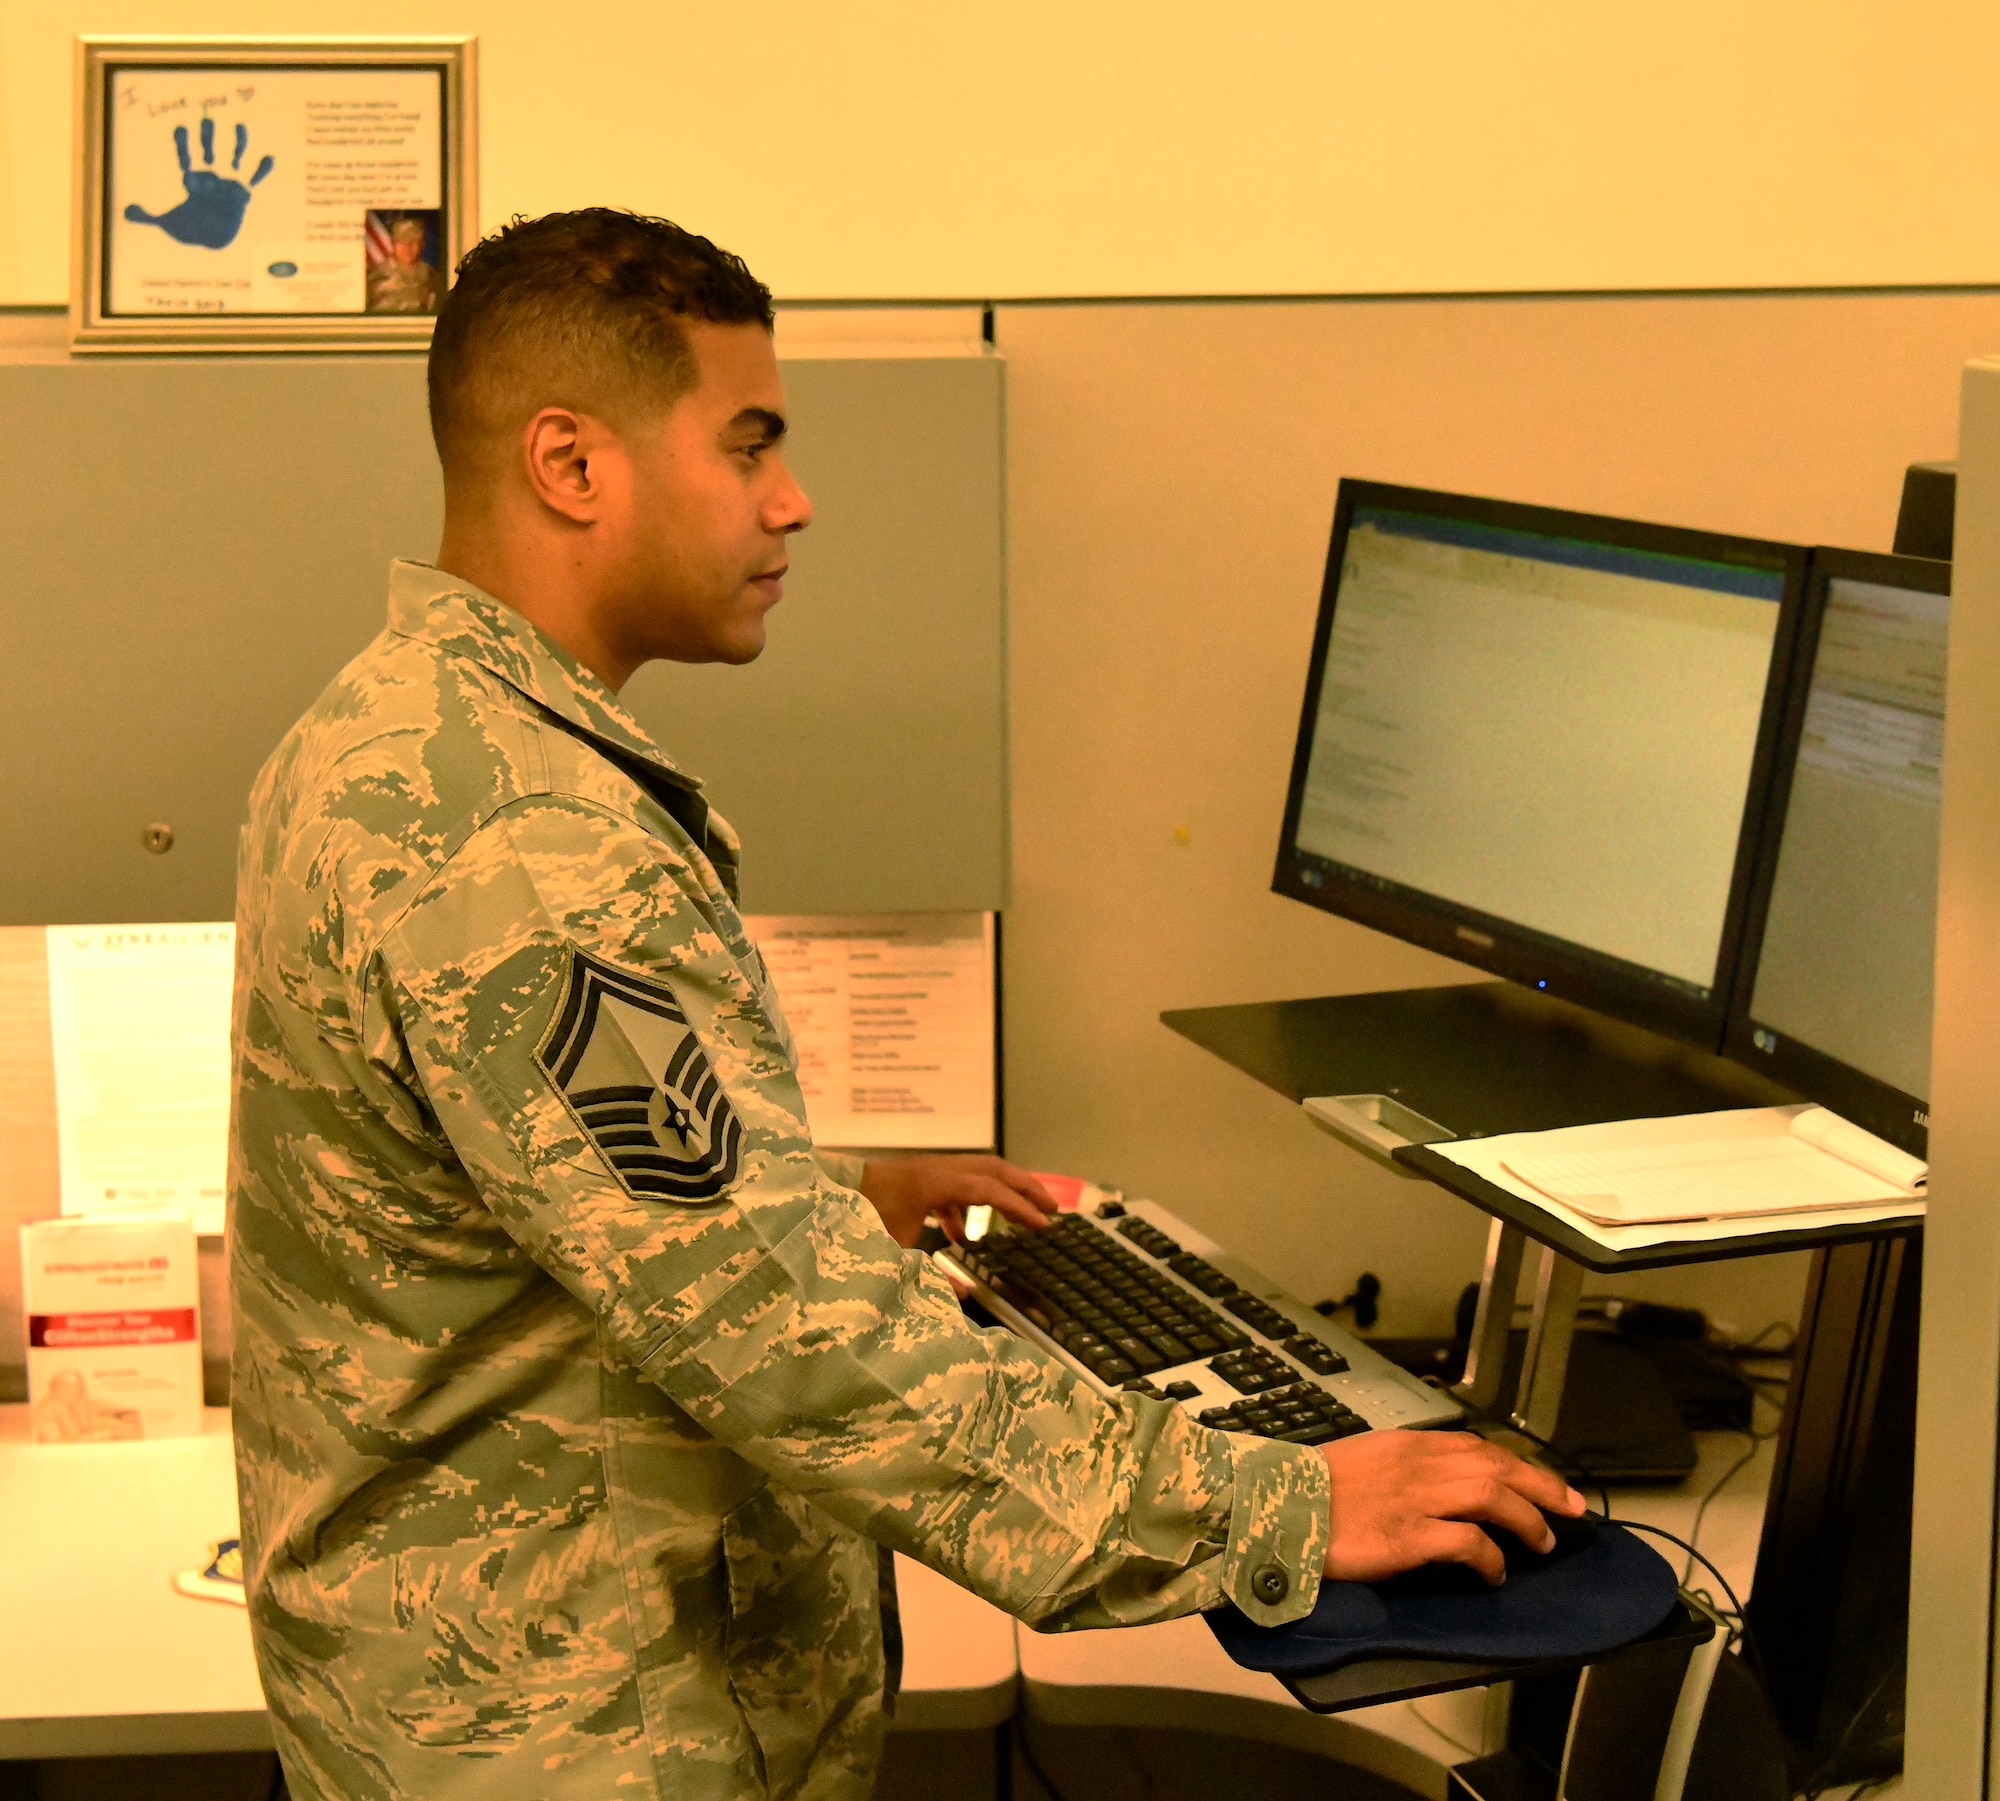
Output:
4,2,2000,304
997,289,2000,1335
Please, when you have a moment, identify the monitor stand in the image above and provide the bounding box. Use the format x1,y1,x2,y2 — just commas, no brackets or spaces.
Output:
1162,979,1781,1138
1164,981,1798,1438
1163,980,1920,1786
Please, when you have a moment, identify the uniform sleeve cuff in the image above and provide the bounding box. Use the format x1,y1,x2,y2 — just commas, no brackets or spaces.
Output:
814,1149,868,1192
1218,1434,1328,1626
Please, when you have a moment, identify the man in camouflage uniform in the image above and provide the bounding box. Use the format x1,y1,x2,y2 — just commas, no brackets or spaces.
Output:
229,209,1579,1801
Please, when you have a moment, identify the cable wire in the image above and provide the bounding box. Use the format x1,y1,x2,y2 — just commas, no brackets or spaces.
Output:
1613,1519,1744,1618
1678,1429,1762,1586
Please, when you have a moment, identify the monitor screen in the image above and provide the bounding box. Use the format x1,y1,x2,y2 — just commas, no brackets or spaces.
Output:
1728,550,1948,1151
1274,482,1805,1043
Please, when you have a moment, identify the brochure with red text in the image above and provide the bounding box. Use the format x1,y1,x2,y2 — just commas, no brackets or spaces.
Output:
20,1212,202,1440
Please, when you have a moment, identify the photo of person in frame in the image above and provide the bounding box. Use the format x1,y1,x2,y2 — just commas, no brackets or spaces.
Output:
363,208,442,314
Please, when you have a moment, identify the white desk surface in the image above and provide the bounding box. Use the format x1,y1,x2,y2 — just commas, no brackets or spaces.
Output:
892,1555,1017,1732
0,1406,1017,1757
0,1405,268,1758
0,1407,1781,1790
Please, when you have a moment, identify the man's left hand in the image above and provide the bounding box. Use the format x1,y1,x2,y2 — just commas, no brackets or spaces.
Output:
859,1155,1059,1248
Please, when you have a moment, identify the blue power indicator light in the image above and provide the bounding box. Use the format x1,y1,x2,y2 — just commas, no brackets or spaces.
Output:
1537,979,1547,989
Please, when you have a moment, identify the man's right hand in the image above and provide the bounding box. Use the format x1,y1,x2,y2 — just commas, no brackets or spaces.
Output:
1321,1430,1585,1585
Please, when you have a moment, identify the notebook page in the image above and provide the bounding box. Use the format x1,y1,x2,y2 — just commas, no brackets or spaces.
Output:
1788,1105,1928,1190
1427,1108,1924,1252
1502,1134,1910,1225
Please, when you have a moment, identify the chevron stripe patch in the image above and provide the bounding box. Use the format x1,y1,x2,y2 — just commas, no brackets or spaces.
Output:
536,949,743,1203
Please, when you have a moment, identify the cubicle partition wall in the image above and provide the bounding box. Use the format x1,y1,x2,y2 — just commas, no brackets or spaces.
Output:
0,345,1007,1392
1908,357,2000,1798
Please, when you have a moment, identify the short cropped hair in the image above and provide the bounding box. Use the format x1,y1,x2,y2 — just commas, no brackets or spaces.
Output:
427,208,774,485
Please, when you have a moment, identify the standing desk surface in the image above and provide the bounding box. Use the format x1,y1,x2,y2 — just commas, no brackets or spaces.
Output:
1162,983,1922,1272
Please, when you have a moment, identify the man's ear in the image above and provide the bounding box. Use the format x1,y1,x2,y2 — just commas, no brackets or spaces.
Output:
521,407,620,525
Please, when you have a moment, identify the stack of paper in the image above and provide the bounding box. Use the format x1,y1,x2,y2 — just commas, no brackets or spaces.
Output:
1428,1104,1927,1251
1502,1105,1924,1227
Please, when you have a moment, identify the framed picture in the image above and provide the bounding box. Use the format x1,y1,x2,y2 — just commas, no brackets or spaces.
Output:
72,36,477,353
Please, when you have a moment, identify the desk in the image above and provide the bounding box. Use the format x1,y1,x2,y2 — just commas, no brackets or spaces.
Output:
0,1407,267,1758
2,1405,1796,1799
893,1556,1018,1733
0,1408,1019,1764
1164,983,1919,1783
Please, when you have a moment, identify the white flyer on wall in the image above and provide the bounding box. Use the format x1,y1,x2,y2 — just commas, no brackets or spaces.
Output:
45,923,235,1235
747,914,996,1151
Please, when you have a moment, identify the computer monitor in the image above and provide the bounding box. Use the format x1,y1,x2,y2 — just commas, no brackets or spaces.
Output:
1272,481,1807,1045
1724,547,1949,1155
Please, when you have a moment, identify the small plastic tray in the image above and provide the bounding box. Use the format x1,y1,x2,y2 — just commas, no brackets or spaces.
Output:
1302,1093,1456,1172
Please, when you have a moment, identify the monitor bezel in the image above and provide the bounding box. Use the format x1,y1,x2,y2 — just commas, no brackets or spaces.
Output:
1271,479,1810,1050
1720,544,1949,1156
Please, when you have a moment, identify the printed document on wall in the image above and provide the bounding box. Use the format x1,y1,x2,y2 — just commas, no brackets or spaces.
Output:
45,923,235,1235
747,913,995,1151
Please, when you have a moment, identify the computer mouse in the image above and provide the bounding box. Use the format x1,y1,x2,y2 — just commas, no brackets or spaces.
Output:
1499,1506,1600,1576
1376,1508,1602,1597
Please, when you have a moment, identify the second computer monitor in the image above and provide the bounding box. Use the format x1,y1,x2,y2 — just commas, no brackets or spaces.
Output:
1272,481,1807,1044
1727,547,1948,1154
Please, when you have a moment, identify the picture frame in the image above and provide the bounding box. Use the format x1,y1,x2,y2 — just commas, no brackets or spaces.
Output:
72,36,477,353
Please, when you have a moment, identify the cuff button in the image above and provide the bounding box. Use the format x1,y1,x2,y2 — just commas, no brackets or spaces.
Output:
1252,1565,1289,1605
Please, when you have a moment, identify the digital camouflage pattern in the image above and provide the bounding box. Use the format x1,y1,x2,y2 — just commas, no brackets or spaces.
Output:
228,561,1330,1801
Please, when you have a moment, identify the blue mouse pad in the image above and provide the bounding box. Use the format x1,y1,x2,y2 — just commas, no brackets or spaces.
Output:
1207,1513,1680,1675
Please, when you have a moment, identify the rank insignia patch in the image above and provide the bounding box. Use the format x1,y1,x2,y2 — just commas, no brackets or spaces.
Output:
536,950,743,1203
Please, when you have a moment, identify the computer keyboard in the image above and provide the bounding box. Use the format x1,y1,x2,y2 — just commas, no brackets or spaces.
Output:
938,1197,1459,1443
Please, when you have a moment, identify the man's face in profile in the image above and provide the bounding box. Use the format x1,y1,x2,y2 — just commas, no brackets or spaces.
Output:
603,320,813,668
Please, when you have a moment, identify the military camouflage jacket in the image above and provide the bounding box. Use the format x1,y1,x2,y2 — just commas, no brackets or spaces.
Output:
228,561,1328,1801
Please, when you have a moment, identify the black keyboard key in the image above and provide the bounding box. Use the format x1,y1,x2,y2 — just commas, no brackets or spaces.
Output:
971,1222,1342,1412
1167,1252,1239,1297
1111,1334,1166,1374
1163,1379,1201,1400
1116,1218,1183,1258
1284,1335,1349,1375
1209,1345,1301,1394
1224,1295,1292,1339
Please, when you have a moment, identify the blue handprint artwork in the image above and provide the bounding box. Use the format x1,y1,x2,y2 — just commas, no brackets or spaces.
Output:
125,118,274,250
